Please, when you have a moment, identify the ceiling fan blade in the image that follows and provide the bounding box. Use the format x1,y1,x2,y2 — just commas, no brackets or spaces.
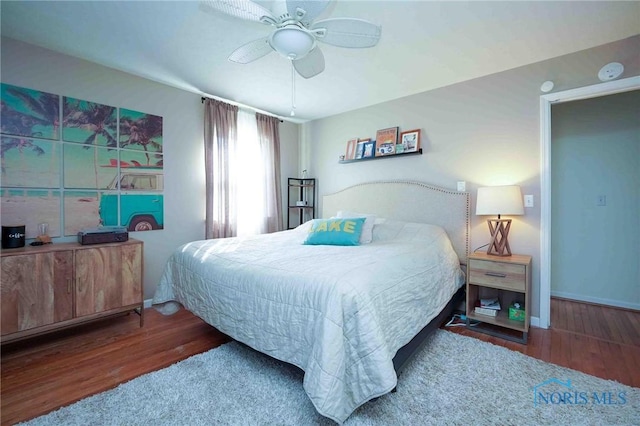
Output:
293,46,325,78
199,0,275,24
286,0,331,27
311,18,381,48
228,37,273,64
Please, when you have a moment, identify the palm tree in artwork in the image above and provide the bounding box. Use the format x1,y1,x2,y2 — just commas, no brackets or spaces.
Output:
0,137,45,174
1,88,59,182
119,114,162,165
1,88,60,139
63,100,117,193
1,99,47,175
63,101,117,148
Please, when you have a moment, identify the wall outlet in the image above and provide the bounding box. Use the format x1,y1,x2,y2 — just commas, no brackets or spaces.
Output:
524,194,534,207
456,181,466,192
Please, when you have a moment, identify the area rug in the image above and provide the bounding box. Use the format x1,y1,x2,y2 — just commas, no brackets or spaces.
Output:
21,330,639,425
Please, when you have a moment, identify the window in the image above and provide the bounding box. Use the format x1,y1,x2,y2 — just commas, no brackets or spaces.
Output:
204,99,282,239
235,109,265,236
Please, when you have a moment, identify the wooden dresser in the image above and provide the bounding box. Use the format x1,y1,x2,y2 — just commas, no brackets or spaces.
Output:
1,239,143,344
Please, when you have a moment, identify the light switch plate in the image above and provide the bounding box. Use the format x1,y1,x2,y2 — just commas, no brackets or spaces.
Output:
524,195,534,207
457,181,466,192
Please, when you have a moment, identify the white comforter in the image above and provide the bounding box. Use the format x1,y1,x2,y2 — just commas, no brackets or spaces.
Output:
152,220,464,423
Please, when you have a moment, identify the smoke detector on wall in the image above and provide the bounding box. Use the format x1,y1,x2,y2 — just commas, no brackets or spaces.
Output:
598,62,624,82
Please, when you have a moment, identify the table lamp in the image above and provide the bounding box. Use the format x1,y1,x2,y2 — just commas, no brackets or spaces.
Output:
476,185,524,256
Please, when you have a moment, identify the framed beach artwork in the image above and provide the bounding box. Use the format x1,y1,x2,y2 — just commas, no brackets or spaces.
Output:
0,83,165,236
0,83,59,140
63,97,117,147
1,189,62,239
0,136,61,188
63,144,114,189
1,83,62,238
375,127,398,156
119,109,163,157
98,148,164,232
400,129,421,153
63,190,100,236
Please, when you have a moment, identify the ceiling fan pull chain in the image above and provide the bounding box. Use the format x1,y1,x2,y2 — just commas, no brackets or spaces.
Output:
290,60,296,116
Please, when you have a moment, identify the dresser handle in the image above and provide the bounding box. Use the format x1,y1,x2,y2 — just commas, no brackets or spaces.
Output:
67,278,72,293
485,272,507,278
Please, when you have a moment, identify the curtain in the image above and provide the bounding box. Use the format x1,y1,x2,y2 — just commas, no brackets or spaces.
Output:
204,99,238,239
256,113,283,233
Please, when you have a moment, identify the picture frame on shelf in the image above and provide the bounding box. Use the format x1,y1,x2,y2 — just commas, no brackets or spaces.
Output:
355,140,366,159
362,139,375,158
375,126,398,156
345,138,358,160
399,129,421,153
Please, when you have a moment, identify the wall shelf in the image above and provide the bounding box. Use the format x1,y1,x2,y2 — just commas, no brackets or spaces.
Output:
339,149,422,164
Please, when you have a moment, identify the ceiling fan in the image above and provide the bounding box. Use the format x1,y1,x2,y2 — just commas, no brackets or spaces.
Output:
200,0,382,79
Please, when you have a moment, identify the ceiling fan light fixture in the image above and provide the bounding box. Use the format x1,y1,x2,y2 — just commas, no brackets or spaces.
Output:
269,27,315,60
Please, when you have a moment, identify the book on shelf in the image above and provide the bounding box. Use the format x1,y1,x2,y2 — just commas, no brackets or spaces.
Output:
479,297,501,310
475,306,498,317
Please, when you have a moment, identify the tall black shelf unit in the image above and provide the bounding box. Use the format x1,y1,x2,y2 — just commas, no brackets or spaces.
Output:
287,178,316,229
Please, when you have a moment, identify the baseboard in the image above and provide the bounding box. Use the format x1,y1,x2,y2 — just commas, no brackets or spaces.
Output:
530,316,543,329
551,291,640,311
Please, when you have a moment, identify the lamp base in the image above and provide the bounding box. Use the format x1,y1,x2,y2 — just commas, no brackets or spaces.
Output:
486,219,512,256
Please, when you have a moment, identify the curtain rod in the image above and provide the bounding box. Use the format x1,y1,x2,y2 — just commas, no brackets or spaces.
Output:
201,96,283,123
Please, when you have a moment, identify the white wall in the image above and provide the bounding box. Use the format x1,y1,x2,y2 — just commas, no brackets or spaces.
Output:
279,118,300,215
551,90,640,309
1,37,299,299
302,35,640,320
3,34,638,314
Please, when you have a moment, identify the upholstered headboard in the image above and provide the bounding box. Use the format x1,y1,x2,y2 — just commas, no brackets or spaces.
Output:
322,180,470,264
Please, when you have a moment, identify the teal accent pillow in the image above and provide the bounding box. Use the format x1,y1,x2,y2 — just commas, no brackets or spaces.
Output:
303,218,366,246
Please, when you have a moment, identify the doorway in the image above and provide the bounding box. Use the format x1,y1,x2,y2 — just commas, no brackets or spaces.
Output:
538,76,640,328
550,90,639,309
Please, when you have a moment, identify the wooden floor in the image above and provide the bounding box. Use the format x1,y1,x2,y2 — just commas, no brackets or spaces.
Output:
0,310,231,426
447,297,640,388
2,298,639,425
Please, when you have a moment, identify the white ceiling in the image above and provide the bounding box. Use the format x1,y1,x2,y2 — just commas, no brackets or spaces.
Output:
1,1,638,122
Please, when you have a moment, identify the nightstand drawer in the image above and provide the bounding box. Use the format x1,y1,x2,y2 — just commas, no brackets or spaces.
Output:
468,259,526,292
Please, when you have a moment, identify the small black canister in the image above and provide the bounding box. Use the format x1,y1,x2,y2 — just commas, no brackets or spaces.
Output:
2,225,26,249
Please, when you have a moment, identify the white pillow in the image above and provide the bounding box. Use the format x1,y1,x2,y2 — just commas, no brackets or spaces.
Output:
336,210,376,244
372,219,448,243
371,218,404,242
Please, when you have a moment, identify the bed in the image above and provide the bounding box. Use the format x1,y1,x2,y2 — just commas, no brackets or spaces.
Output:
152,180,469,423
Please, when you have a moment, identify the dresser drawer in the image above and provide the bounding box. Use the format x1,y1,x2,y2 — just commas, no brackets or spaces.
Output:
469,259,526,292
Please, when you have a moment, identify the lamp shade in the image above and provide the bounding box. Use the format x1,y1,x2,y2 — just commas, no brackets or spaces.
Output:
476,185,524,216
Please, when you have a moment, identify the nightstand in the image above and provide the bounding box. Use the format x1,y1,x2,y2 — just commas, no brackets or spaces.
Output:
466,252,532,344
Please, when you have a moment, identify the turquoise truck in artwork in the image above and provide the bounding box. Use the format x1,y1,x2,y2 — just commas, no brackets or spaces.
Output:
99,170,164,231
